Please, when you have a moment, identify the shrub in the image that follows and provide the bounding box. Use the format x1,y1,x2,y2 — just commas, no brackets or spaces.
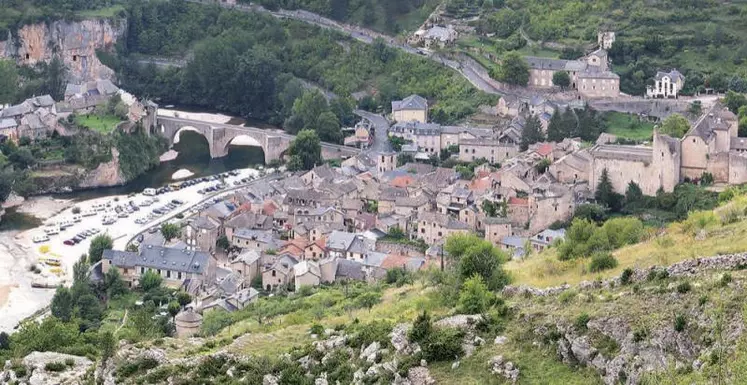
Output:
674,314,687,332
676,281,692,294
575,313,590,331
346,321,392,349
699,295,708,306
64,358,75,367
44,362,67,372
619,268,633,285
422,328,464,362
408,311,432,343
458,275,492,314
558,290,577,304
720,273,732,287
309,323,325,336
632,328,648,342
589,253,618,273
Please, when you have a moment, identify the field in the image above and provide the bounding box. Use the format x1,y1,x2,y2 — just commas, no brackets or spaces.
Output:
76,5,125,18
74,114,122,134
601,111,655,141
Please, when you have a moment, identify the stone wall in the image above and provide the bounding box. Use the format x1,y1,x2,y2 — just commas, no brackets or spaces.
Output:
0,18,126,83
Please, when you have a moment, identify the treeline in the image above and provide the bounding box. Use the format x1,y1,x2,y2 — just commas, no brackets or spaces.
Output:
0,0,124,36
114,1,493,133
245,0,435,34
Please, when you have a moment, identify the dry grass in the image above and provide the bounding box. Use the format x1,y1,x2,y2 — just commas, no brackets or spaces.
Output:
505,207,747,288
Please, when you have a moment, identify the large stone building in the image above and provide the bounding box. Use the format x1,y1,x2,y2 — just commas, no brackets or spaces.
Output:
458,139,519,164
550,103,747,196
525,49,620,99
647,70,685,99
392,94,428,123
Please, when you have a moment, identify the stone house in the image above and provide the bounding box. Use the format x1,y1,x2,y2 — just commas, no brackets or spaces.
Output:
525,50,619,99
303,239,327,261
530,228,565,252
224,212,273,240
230,249,262,283
231,229,283,252
102,246,215,292
392,94,428,123
389,121,442,154
394,194,432,217
440,126,493,150
293,261,322,291
647,70,685,99
183,216,221,253
416,211,470,245
293,207,345,230
497,95,523,117
412,25,458,49
301,164,339,186
261,254,298,291
458,139,519,164
484,217,513,248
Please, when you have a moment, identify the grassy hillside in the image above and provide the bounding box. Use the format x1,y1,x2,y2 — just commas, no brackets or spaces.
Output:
452,0,747,96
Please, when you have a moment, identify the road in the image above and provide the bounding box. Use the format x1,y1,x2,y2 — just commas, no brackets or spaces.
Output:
354,110,392,153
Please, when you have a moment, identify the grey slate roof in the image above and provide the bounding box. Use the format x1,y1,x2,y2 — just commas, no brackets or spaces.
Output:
655,69,684,82
0,118,17,129
326,231,357,251
336,258,365,280
391,94,427,112
103,245,210,274
0,102,32,118
390,121,441,136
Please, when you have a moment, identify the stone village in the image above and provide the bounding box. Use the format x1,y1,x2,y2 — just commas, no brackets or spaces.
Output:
1,17,743,337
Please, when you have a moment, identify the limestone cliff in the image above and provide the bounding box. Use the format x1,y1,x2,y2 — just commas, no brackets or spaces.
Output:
0,18,125,83
30,148,126,194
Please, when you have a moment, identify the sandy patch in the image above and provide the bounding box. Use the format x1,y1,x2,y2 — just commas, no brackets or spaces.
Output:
172,169,194,180
158,109,233,125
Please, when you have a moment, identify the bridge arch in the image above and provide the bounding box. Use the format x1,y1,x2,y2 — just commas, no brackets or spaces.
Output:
222,134,263,151
173,126,207,144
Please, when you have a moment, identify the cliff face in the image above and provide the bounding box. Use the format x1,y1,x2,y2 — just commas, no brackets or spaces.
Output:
0,18,126,83
30,148,126,194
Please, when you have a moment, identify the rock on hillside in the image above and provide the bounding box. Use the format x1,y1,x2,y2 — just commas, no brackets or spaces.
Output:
1,351,93,385
0,18,125,83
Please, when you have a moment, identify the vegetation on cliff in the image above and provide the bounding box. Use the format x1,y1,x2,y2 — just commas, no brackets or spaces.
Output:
113,1,494,128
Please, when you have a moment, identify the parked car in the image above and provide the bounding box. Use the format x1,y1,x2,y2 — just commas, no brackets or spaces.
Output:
63,239,75,246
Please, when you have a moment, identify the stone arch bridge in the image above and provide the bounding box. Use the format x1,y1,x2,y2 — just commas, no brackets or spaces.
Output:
157,116,360,163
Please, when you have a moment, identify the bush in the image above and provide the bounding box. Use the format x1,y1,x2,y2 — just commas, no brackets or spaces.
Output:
309,323,325,336
558,290,577,304
720,273,732,287
674,314,687,332
676,281,692,294
699,295,708,306
458,275,492,314
64,358,75,367
409,311,432,343
589,253,618,273
633,328,648,342
44,361,67,372
346,321,392,349
575,313,590,331
422,328,464,362
620,268,634,285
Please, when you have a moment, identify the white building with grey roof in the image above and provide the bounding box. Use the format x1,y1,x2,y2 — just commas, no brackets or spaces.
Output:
647,69,685,99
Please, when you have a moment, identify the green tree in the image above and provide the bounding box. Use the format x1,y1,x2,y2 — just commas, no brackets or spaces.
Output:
177,292,192,307
88,234,113,264
285,90,328,134
659,114,690,138
99,331,116,362
493,52,529,86
446,234,509,290
520,114,545,151
51,286,74,322
75,293,103,330
459,275,492,314
724,90,747,114
167,301,181,319
140,270,163,292
160,223,181,241
0,60,18,104
104,266,128,299
316,111,342,143
552,71,571,89
595,168,621,211
624,181,644,211
408,311,432,343
287,129,322,171
355,291,382,312
216,235,230,250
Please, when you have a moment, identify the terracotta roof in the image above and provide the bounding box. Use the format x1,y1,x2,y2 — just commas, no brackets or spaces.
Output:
535,143,553,156
508,197,529,205
391,175,415,188
381,254,410,270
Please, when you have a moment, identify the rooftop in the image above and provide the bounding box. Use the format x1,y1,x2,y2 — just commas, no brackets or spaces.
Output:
103,245,210,274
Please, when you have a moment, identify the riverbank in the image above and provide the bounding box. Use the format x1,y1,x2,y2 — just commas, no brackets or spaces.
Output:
0,167,261,333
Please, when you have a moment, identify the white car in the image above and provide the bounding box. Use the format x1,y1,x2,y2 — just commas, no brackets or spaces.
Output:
32,234,50,243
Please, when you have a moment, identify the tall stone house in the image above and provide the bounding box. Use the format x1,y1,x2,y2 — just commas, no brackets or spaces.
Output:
391,94,428,123
525,49,620,99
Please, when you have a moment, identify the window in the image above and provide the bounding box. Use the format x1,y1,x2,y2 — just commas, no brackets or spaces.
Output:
140,267,145,274
167,270,171,278
438,232,442,237
178,272,182,279
272,270,276,277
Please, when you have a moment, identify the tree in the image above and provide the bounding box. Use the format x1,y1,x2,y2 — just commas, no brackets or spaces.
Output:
177,292,192,307
446,234,509,290
168,301,181,319
99,331,116,362
316,111,342,143
387,226,406,239
51,286,74,322
287,129,322,171
535,158,551,174
595,168,621,211
0,60,18,104
552,71,571,89
140,270,163,292
659,114,690,138
459,275,492,314
493,52,529,86
520,114,545,151
724,90,747,114
355,291,381,312
0,332,9,351
624,181,644,210
160,223,181,241
75,293,103,330
104,267,128,299
88,234,113,264
216,235,230,250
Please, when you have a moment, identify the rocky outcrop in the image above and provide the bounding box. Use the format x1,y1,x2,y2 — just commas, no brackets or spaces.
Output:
78,147,126,189
0,18,125,83
1,351,93,385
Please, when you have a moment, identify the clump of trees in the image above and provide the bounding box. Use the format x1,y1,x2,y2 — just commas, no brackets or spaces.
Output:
287,130,322,171
491,52,529,86
546,105,603,143
557,217,644,260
